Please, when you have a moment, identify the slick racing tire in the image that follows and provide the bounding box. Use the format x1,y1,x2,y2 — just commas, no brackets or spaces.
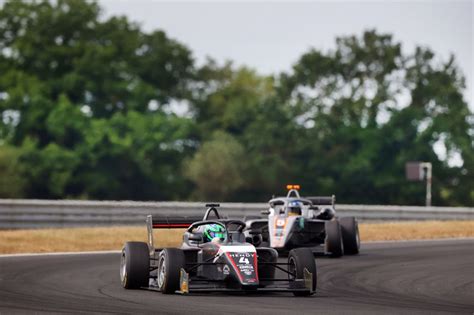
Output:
157,248,185,294
339,217,360,255
288,248,317,296
325,220,344,258
120,242,150,289
257,248,278,287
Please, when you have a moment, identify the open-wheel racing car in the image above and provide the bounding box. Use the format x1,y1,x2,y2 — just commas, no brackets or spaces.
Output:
120,204,317,296
243,185,360,257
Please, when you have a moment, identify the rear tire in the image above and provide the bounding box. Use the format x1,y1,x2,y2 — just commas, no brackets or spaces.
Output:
157,248,185,294
120,242,150,289
288,248,317,296
325,220,343,258
340,217,360,255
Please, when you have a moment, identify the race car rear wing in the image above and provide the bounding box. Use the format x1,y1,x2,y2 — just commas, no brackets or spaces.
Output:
306,195,335,206
146,215,202,254
146,204,223,254
148,215,203,229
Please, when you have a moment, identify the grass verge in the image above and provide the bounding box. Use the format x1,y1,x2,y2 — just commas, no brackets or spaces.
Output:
0,220,473,254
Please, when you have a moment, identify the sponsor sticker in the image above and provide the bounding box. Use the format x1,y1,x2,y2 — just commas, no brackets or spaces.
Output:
223,265,230,275
229,252,256,278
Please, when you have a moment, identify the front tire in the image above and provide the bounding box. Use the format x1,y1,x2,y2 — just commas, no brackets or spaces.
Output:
325,220,344,257
157,248,185,294
340,217,360,255
120,242,150,289
288,248,317,296
257,248,278,287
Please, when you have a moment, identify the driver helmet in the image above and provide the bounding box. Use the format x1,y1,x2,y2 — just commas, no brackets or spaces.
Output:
203,224,226,242
288,200,302,216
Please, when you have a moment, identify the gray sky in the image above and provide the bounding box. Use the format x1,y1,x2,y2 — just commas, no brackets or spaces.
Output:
99,0,473,110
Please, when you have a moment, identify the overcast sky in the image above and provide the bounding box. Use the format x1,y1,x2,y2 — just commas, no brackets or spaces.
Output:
98,0,473,110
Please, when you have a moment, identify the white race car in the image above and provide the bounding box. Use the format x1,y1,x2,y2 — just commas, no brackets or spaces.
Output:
244,185,360,257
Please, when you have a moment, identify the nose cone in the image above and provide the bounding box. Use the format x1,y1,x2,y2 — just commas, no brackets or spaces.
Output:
225,252,259,286
270,216,297,248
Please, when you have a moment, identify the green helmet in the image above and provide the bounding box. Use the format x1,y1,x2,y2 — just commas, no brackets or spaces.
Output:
203,224,226,242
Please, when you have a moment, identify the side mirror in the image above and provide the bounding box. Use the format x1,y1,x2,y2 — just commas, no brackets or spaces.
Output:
188,234,203,242
261,209,270,215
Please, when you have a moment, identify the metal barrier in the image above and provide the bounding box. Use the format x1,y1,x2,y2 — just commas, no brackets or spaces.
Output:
0,199,473,229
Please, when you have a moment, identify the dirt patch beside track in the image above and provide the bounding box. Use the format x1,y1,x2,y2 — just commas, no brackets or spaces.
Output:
1,220,473,254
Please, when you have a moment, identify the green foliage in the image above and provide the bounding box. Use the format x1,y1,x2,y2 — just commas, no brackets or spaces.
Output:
0,0,193,119
185,132,245,200
0,1,472,205
192,64,274,136
18,139,79,197
277,30,473,205
0,0,195,200
75,110,194,200
46,94,87,148
0,145,25,197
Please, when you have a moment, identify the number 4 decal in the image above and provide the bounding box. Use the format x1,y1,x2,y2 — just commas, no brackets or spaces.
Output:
239,257,249,264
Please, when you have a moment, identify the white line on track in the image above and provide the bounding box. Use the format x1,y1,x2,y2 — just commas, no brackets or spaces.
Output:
0,250,120,258
0,237,473,258
363,237,474,244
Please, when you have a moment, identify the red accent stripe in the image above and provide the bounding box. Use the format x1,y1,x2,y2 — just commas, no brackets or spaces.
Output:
253,253,259,281
225,252,244,282
152,224,189,228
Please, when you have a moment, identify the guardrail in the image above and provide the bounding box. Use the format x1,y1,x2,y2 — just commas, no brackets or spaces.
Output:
0,199,473,229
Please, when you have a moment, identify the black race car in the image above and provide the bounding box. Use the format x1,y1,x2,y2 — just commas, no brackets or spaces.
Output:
243,185,360,257
120,204,317,296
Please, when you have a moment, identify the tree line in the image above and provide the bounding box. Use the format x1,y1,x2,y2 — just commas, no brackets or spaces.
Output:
0,0,472,205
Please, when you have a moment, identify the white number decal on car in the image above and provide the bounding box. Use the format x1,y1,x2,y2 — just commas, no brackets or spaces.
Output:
276,219,285,227
239,257,249,264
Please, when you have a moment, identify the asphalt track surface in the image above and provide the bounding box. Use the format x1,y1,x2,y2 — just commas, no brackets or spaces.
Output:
0,239,473,314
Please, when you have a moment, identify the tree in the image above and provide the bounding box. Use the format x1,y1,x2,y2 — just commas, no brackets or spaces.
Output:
0,0,194,118
0,145,25,198
0,0,471,205
74,110,194,200
278,30,473,205
185,132,245,200
0,0,196,200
